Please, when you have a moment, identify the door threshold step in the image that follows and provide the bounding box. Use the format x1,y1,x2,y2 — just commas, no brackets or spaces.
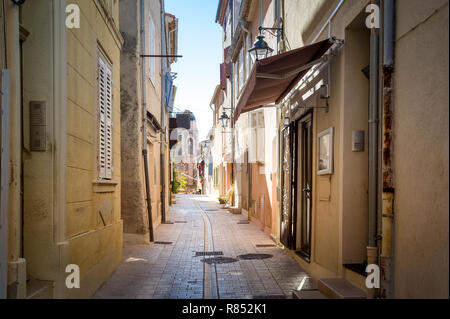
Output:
318,278,366,299
227,207,241,214
292,289,328,299
26,279,54,299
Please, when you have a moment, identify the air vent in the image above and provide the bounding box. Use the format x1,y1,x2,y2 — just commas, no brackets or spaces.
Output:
154,241,173,245
174,221,187,224
255,244,277,248
237,220,250,224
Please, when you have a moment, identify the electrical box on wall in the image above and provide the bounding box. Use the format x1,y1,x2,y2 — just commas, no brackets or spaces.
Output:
352,130,365,152
29,101,47,151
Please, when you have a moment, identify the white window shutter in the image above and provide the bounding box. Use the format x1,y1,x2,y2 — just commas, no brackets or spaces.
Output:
257,111,265,163
104,62,113,179
148,14,156,84
249,113,257,163
98,57,113,179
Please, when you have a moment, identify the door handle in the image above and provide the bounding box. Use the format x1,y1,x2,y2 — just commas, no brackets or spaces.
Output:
303,188,311,193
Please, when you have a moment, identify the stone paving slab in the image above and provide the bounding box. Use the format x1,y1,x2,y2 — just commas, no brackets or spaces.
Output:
93,195,312,299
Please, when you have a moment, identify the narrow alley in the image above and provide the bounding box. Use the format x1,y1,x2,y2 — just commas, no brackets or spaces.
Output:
93,195,311,299
1,0,448,303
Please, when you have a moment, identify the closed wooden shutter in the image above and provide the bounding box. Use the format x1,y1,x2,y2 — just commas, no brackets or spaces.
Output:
98,56,113,179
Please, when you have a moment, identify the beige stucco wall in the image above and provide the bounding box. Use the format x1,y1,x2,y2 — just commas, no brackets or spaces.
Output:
393,0,449,299
4,0,27,298
282,0,371,284
20,0,123,298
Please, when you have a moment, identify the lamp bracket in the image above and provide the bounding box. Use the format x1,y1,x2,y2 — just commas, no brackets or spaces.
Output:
259,26,283,33
301,101,329,113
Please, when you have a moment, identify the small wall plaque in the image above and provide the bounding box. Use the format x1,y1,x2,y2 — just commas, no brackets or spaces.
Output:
352,130,365,152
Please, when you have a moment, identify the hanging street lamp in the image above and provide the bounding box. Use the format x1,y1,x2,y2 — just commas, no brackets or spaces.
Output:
248,33,274,61
219,112,230,129
248,26,283,61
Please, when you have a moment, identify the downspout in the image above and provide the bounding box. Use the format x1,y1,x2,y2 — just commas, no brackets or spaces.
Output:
160,0,166,223
367,0,380,299
141,0,154,242
0,70,10,300
380,0,395,299
0,0,9,300
230,0,235,206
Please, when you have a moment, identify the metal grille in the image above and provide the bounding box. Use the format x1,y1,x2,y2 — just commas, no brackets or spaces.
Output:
237,254,273,260
195,251,223,257
154,241,173,245
237,220,250,224
201,257,239,265
255,244,277,248
174,221,187,224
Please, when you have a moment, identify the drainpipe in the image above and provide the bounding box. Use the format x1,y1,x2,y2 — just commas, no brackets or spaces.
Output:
160,0,166,223
380,0,395,299
141,0,154,242
0,69,10,300
367,0,380,299
230,0,235,207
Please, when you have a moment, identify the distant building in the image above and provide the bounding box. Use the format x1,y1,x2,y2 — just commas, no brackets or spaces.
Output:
169,111,200,194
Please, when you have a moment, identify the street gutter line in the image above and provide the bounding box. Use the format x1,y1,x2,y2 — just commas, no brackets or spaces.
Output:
191,196,220,299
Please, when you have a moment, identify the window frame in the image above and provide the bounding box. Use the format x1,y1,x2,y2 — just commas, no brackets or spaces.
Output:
148,12,156,85
97,50,114,180
238,48,244,93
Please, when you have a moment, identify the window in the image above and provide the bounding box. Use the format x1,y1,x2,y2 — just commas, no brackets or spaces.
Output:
274,0,281,23
249,110,265,163
246,33,253,79
238,48,244,92
148,13,156,84
214,167,219,186
98,55,113,180
100,0,115,16
234,62,239,97
189,138,194,155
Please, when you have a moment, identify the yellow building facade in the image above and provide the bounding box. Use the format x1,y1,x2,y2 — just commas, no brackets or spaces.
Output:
2,0,123,298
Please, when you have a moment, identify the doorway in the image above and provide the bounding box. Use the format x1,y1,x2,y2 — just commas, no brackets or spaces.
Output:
296,113,313,261
280,125,293,248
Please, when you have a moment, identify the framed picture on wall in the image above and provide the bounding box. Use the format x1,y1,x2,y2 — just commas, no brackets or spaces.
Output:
318,127,334,175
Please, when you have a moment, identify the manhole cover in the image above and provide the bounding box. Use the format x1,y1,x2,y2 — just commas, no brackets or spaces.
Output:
201,257,239,264
255,244,277,248
195,251,224,257
237,254,273,260
237,221,250,224
154,241,173,245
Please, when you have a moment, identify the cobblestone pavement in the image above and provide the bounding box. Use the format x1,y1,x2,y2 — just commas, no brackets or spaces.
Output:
93,195,312,299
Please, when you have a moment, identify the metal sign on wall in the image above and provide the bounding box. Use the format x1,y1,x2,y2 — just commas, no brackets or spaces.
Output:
29,101,47,151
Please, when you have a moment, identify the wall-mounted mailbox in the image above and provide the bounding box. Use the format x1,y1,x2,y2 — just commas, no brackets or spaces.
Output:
352,130,365,152
29,101,46,151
